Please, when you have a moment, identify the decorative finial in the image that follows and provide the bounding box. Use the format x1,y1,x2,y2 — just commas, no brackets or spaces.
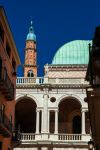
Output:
31,20,33,26
30,16,33,25
29,18,33,33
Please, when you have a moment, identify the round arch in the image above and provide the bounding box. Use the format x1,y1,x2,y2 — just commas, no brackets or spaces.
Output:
16,94,39,107
15,97,37,133
57,94,82,107
58,97,81,134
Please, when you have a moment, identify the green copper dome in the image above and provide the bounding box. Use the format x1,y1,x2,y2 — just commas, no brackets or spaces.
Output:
26,21,36,41
52,40,92,65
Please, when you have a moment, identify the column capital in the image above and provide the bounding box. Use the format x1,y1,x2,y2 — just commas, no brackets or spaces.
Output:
54,109,59,112
36,108,40,112
43,93,49,98
81,108,87,112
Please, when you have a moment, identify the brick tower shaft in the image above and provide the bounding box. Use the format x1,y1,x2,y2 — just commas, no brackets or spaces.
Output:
24,21,37,77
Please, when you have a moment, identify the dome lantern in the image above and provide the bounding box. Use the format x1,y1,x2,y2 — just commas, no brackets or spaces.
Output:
26,21,36,42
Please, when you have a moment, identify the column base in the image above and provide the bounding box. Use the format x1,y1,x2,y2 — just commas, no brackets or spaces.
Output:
35,134,42,140
49,134,58,140
41,133,49,140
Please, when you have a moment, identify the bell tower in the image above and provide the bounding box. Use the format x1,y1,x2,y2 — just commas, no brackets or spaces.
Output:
24,21,37,77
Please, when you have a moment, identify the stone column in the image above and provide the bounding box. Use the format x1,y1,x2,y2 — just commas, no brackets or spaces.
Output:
81,109,86,134
48,110,50,133
36,109,40,134
54,110,58,134
42,94,49,133
41,109,43,133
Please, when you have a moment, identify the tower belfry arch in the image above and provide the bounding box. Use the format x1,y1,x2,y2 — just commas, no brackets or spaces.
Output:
15,98,37,133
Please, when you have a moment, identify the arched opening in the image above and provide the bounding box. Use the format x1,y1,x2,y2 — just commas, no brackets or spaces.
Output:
58,98,81,134
15,97,36,133
73,115,81,134
49,111,55,133
27,70,34,77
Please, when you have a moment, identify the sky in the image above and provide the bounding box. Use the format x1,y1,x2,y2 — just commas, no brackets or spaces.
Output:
1,0,100,76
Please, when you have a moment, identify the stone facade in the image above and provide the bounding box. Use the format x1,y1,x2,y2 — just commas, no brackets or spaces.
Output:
14,23,91,150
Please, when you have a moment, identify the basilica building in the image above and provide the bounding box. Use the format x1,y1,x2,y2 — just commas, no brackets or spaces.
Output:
14,22,92,150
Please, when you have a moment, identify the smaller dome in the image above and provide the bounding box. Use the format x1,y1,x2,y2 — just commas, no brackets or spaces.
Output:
26,33,36,41
26,21,36,41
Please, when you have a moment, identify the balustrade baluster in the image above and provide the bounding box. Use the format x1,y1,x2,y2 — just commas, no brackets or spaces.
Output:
23,135,24,140
22,78,24,83
25,135,27,140
20,78,22,83
19,78,21,83
17,78,18,84
69,135,71,140
24,78,26,83
17,78,19,83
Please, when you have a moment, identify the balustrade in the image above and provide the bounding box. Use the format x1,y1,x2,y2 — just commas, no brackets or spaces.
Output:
16,77,44,84
20,133,35,141
18,133,90,142
16,77,89,85
58,134,82,141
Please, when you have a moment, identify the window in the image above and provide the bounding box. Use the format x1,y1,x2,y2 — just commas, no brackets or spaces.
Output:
0,142,2,150
12,58,16,71
0,24,4,42
27,70,34,77
6,43,11,58
50,97,56,103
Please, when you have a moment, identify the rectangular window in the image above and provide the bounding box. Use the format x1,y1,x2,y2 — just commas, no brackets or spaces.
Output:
0,24,4,42
12,58,16,71
0,142,2,149
6,43,11,58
